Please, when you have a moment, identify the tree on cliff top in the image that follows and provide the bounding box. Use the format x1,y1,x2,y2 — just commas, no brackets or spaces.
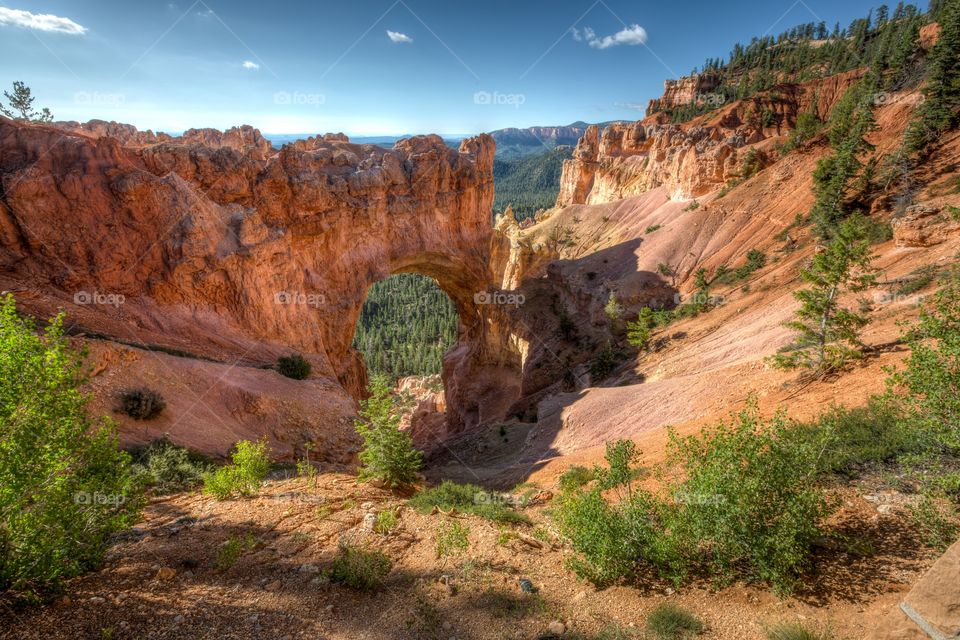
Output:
0,81,54,123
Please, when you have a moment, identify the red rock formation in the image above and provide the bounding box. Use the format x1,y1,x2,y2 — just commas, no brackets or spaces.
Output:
0,117,508,457
558,71,865,206
645,73,722,117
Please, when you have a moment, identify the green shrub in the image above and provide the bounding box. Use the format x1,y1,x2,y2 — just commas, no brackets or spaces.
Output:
355,375,423,489
907,491,959,551
203,439,271,500
374,509,398,534
0,295,141,599
131,438,212,494
277,354,311,380
408,480,529,524
683,201,700,212
661,404,833,593
328,544,391,590
215,533,257,569
645,224,662,234
435,520,470,558
117,387,166,420
645,603,703,639
558,465,596,493
554,404,833,594
766,622,829,640
790,400,915,477
779,112,823,153
627,307,655,350
590,341,618,380
887,270,960,453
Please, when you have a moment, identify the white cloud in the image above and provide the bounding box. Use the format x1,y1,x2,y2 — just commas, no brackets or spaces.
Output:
197,8,215,18
0,6,87,35
615,102,647,111
242,60,259,70
573,24,648,49
386,30,413,44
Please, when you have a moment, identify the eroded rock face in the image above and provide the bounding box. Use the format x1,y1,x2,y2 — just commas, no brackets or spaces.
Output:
558,71,864,206
645,73,722,116
0,117,508,454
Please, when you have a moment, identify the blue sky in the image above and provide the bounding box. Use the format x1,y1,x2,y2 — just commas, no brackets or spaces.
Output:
1,0,889,136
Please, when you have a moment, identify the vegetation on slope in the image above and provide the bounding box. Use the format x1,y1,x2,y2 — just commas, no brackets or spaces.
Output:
493,147,572,222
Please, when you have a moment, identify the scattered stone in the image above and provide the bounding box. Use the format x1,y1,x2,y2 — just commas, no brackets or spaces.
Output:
298,563,320,573
360,502,375,511
89,597,106,604
173,614,185,624
548,620,566,635
362,513,377,530
325,604,334,612
518,578,537,593
248,614,259,623
442,621,452,631
265,580,282,592
155,567,176,581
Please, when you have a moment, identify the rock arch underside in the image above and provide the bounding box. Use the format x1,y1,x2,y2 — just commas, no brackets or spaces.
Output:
0,118,551,461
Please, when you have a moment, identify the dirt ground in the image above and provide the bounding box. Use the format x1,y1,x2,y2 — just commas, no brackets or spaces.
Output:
0,467,938,640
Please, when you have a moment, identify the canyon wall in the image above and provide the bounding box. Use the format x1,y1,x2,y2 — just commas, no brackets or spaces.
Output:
557,71,864,206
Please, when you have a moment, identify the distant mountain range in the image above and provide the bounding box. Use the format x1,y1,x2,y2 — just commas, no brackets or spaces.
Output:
263,121,627,159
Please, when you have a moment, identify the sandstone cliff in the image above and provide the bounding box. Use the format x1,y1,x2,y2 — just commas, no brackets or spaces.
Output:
557,71,864,205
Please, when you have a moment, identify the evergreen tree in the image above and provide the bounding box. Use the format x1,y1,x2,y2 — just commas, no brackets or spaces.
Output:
772,215,877,374
0,81,54,122
904,0,960,154
355,376,423,489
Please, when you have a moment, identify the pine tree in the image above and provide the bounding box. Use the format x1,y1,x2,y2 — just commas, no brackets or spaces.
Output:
355,376,423,489
772,214,877,374
626,307,655,350
0,81,54,122
904,0,960,154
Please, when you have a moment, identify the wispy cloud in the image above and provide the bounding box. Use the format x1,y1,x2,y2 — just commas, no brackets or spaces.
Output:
197,8,215,18
0,6,87,35
386,30,413,44
242,60,259,70
615,102,647,111
571,24,648,49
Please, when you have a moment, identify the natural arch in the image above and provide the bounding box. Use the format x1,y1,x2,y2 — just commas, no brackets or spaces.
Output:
0,118,529,454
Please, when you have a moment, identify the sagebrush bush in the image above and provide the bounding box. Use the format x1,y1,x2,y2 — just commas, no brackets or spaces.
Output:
554,403,833,594
277,353,311,380
646,603,703,640
328,544,391,590
409,480,530,524
203,439,271,499
117,387,166,420
0,295,141,599
131,438,212,494
557,465,596,493
355,376,422,489
435,520,470,558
